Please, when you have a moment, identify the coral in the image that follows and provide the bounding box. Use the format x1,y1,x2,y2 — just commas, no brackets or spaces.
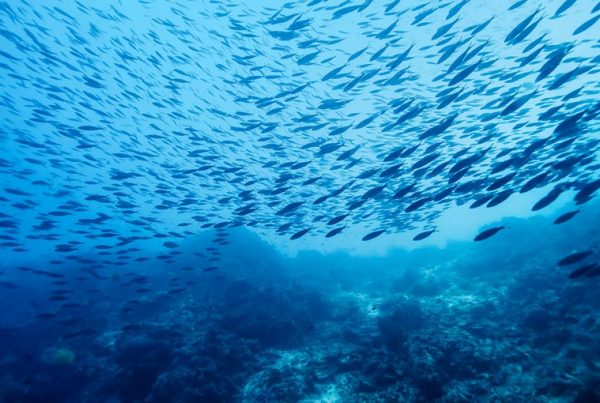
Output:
377,297,425,352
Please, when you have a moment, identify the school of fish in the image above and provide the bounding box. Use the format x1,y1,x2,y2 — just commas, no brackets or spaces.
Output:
0,0,599,281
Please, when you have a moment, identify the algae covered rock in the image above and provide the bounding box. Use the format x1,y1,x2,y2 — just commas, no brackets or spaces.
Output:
40,347,76,366
378,297,425,352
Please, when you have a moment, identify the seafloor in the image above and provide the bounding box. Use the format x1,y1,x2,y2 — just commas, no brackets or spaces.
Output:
1,210,599,403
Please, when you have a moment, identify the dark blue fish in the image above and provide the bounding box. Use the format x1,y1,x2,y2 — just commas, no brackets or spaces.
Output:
537,46,571,82
290,227,310,240
448,58,483,86
573,14,600,35
568,263,597,279
504,8,540,44
558,251,592,266
531,186,566,211
447,0,470,19
419,114,458,139
553,210,579,224
362,229,385,241
326,226,345,238
553,0,577,18
474,226,505,241
413,229,435,241
377,19,398,39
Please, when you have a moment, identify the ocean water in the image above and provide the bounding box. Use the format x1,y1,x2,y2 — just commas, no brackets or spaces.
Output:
1,0,600,402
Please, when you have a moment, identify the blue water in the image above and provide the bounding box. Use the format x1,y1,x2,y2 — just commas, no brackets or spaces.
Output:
1,0,600,401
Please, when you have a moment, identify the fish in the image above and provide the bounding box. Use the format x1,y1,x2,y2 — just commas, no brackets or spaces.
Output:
447,0,470,20
537,46,571,82
419,114,458,139
520,172,548,193
487,190,513,208
557,251,592,266
290,228,311,240
474,226,505,241
531,186,565,211
505,8,540,44
0,280,20,289
500,91,536,116
362,229,385,241
413,229,435,241
548,65,593,90
509,0,527,11
568,263,597,279
203,266,220,272
326,226,345,238
553,210,579,224
394,183,416,199
448,58,483,86
553,0,577,18
573,15,600,35
574,180,600,205
276,202,304,216
328,214,348,226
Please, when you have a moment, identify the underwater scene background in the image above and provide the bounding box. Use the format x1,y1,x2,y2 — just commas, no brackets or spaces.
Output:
1,0,600,402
